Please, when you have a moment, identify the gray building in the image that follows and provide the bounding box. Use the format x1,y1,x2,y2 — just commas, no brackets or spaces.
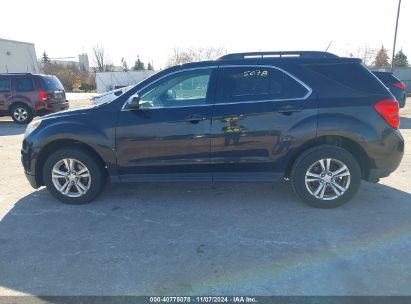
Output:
78,53,89,71
0,38,39,73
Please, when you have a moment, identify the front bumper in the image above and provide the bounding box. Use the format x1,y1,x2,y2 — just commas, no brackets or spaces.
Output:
21,141,40,189
24,171,40,188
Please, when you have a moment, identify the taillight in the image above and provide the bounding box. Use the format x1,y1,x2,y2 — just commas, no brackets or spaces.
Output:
39,90,48,101
374,99,400,129
392,82,406,90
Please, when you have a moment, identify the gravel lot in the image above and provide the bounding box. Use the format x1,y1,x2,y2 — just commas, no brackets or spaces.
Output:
0,97,411,296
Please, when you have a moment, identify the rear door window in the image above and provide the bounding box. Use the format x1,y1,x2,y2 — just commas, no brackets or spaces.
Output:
0,78,11,93
217,66,309,103
15,77,35,92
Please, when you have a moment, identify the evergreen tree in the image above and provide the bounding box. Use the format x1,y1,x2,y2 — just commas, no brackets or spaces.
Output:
393,49,409,67
373,45,390,68
41,51,50,64
133,56,145,70
121,57,129,71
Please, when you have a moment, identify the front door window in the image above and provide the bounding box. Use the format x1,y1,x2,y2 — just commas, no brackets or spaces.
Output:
138,69,212,108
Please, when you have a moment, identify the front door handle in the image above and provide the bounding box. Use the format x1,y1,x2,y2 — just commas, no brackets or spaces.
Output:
185,114,207,124
277,106,303,115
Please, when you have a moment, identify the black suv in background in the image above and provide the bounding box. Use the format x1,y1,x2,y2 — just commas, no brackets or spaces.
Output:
0,73,69,124
21,51,404,208
372,71,407,108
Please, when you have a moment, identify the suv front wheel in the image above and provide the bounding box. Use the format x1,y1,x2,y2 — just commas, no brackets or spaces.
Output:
291,145,361,208
43,148,106,204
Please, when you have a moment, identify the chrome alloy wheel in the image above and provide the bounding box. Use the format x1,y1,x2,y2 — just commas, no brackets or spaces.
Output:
13,107,28,122
51,158,91,197
305,158,351,201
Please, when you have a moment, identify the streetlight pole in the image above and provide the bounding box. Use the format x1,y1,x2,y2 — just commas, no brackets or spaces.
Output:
392,0,402,69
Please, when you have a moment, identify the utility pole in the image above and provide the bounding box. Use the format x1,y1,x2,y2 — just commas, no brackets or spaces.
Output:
392,0,402,69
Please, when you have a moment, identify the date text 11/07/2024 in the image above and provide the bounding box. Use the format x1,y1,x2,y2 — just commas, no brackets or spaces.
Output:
149,296,258,303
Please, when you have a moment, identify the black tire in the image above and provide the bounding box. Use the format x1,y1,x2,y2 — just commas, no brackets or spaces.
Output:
291,145,361,208
43,148,106,204
10,103,33,124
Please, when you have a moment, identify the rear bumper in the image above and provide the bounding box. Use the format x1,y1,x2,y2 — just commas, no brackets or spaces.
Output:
365,129,404,182
35,100,69,114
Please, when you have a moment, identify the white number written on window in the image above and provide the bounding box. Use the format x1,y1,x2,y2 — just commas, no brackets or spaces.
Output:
243,70,268,77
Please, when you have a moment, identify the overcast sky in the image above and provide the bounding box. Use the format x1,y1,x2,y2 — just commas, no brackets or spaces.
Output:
1,0,410,69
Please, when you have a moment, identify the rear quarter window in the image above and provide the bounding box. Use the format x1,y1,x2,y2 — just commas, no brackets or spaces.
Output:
307,63,387,95
41,76,65,91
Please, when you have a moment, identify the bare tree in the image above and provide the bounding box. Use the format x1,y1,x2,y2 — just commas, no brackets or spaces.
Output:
92,44,114,72
166,46,226,67
353,44,378,67
92,44,105,72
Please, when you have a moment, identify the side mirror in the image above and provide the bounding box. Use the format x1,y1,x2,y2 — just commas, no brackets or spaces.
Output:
126,95,140,109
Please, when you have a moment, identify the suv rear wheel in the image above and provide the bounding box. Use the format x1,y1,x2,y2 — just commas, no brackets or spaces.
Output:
291,145,361,208
43,148,106,204
10,103,33,124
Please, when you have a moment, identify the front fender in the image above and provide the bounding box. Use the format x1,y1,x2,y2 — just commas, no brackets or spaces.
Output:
26,112,118,180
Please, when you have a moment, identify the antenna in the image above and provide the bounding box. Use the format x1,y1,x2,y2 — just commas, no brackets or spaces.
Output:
325,41,333,52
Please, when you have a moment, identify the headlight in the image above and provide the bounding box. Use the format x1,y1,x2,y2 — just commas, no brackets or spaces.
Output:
24,119,42,138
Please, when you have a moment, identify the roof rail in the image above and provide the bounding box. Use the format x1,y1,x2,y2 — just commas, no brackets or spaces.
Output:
218,51,338,60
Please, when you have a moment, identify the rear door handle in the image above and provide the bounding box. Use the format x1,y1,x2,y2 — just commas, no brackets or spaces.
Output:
277,106,303,115
185,114,207,124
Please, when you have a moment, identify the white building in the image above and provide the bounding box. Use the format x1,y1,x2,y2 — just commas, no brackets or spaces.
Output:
95,70,156,93
0,38,39,73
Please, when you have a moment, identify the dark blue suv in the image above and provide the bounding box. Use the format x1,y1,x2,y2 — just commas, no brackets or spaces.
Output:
372,71,407,108
21,51,404,208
